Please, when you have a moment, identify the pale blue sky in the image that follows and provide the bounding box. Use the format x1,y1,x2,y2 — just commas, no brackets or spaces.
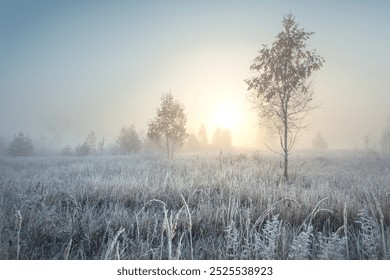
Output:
1,0,389,150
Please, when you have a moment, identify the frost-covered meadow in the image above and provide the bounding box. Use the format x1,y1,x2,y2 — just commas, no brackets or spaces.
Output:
1,151,389,260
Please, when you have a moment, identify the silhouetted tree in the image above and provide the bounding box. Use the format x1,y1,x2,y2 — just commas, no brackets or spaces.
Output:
62,145,73,156
312,132,328,151
85,131,97,154
147,92,188,158
8,132,34,156
245,13,324,180
74,142,90,156
117,125,141,154
75,131,97,156
197,124,209,145
212,127,232,149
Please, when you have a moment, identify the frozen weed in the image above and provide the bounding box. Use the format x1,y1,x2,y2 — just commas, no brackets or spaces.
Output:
356,205,379,259
288,225,313,260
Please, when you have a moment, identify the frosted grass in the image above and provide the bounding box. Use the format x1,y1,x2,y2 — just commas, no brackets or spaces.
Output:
0,151,389,259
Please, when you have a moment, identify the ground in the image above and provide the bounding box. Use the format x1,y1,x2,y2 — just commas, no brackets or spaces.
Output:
0,151,389,259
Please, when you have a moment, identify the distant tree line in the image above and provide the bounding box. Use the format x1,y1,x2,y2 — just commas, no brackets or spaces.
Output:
60,92,188,158
185,124,232,152
0,91,233,158
3,109,390,157
0,92,182,157
60,128,142,157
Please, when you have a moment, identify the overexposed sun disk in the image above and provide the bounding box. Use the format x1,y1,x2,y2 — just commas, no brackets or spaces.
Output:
212,103,240,130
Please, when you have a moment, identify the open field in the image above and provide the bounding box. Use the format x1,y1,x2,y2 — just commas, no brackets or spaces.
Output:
1,151,389,260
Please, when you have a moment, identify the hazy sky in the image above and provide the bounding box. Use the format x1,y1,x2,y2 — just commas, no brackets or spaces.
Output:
1,0,389,150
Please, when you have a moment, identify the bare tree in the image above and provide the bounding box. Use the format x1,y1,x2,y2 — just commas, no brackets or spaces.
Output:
147,92,188,158
117,125,141,155
245,13,324,180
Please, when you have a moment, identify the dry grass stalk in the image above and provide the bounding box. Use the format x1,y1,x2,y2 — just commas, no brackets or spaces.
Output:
174,232,185,260
103,227,125,260
162,206,183,260
63,239,72,260
14,210,22,260
115,241,120,260
252,207,275,232
372,193,386,256
335,225,344,235
147,199,181,260
300,197,328,230
343,202,349,259
181,194,193,260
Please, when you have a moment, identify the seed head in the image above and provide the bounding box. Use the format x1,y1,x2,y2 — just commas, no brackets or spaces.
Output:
15,210,22,232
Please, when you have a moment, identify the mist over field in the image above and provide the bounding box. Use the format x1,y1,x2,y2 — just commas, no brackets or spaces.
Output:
1,1,390,260
1,0,390,152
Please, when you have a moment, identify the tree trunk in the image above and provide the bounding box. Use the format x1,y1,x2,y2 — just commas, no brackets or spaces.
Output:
283,110,289,181
283,152,288,181
170,140,174,159
166,137,170,159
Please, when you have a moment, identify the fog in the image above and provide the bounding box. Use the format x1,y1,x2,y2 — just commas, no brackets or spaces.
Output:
1,0,390,153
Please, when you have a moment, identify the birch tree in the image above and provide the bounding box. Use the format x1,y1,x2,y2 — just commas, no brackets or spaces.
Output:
245,14,324,180
147,92,188,158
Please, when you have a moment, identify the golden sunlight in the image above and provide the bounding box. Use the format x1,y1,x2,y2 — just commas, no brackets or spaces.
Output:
212,102,241,131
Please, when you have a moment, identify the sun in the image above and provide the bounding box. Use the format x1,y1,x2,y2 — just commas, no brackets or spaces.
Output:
212,103,240,130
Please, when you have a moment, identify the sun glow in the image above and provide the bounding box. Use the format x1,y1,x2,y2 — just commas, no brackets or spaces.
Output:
212,102,240,131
